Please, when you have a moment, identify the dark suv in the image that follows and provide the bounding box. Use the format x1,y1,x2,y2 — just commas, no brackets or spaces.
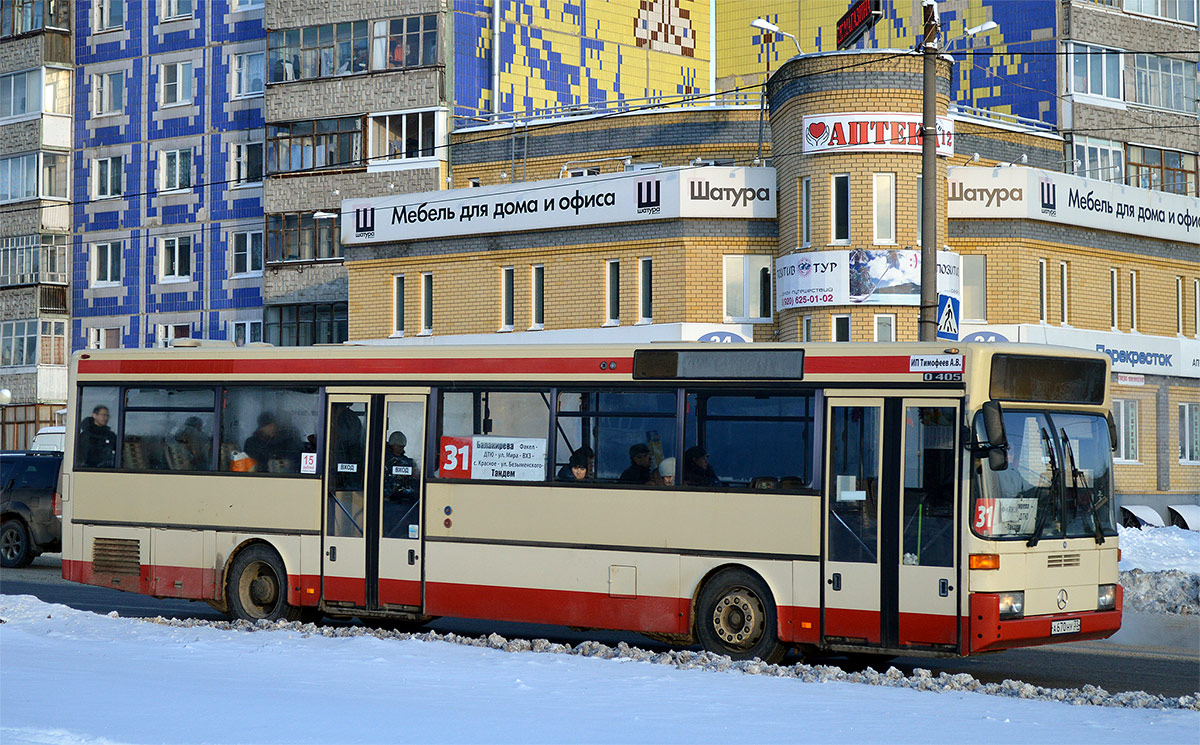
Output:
1,451,63,568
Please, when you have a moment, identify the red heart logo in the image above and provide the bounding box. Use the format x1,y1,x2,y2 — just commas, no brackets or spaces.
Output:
808,122,827,140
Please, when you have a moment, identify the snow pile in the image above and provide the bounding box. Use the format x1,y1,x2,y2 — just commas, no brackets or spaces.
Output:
1118,525,1200,615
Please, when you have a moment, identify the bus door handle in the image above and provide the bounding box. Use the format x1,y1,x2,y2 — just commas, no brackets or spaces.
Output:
828,573,841,591
939,579,952,597
408,549,417,565
326,546,336,562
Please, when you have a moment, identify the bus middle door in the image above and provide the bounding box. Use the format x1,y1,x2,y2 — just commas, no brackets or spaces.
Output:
323,395,371,607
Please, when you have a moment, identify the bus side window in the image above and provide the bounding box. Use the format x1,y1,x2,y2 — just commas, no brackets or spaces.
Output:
554,390,677,486
436,390,550,481
75,386,121,469
220,387,320,474
121,387,217,472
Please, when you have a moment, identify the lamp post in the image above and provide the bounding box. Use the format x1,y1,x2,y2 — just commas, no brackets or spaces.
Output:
750,18,802,57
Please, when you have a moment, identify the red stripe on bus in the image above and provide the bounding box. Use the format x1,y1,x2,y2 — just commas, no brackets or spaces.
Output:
804,355,913,375
822,607,883,644
322,575,367,606
897,611,958,648
378,577,421,607
77,357,632,376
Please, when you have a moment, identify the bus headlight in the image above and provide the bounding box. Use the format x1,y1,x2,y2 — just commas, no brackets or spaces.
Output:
998,591,1024,620
1098,584,1117,611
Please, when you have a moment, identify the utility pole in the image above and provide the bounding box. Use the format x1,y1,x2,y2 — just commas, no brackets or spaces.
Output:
919,0,940,341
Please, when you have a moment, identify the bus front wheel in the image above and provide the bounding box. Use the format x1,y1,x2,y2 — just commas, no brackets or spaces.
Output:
696,568,787,664
226,545,302,622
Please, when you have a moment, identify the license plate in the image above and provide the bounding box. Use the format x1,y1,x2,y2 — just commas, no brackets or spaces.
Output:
1051,618,1081,635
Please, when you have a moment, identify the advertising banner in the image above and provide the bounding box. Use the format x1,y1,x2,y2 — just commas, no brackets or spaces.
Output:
342,167,776,245
947,166,1200,245
801,113,954,156
775,249,960,310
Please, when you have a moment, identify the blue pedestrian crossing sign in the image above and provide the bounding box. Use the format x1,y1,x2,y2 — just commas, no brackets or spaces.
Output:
936,295,960,341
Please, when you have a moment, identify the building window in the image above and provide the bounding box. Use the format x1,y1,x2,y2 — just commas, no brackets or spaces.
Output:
832,314,851,342
605,260,619,325
93,241,121,284
232,52,264,97
0,69,41,119
1178,276,1185,335
232,142,263,185
1181,403,1200,463
265,212,342,263
39,153,66,199
368,110,438,163
1133,54,1197,114
638,258,652,324
161,236,192,280
873,314,895,342
802,315,813,342
267,21,369,83
266,117,361,173
96,0,124,31
0,153,35,203
161,149,192,191
531,264,544,329
371,14,438,70
156,323,191,347
1038,259,1047,323
500,266,514,331
1126,0,1197,21
392,275,404,335
160,62,193,107
723,255,772,322
0,234,67,286
1130,271,1138,331
94,155,122,198
264,302,348,346
420,273,433,335
1113,399,1138,462
39,320,65,365
565,168,598,177
1127,145,1198,196
1069,43,1122,100
872,173,895,244
232,0,263,10
962,254,986,322
232,231,262,275
801,177,811,246
1110,269,1119,328
1,0,67,35
0,320,38,367
1060,261,1069,325
832,174,850,243
1194,279,1199,338
1072,136,1123,183
162,0,192,21
87,327,122,349
232,320,261,346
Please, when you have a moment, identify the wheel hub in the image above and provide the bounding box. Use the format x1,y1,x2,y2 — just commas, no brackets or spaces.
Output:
712,589,763,650
1,528,23,560
250,573,277,605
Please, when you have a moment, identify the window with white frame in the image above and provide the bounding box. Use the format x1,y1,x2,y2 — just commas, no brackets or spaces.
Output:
961,254,986,322
1181,403,1200,463
420,272,433,334
0,153,36,203
369,110,439,163
1038,259,1047,322
40,152,66,199
801,177,811,246
93,241,121,284
0,319,38,367
1073,136,1123,183
392,274,404,335
1110,268,1119,328
873,314,895,342
232,142,263,185
1128,0,1196,21
1069,43,1122,100
87,327,122,349
531,264,544,328
499,266,514,331
232,231,262,275
1130,271,1138,331
1060,261,1069,325
160,61,193,106
38,320,65,365
232,0,263,10
1133,54,1197,114
1113,399,1138,461
156,323,191,347
232,52,264,97
162,0,192,21
638,257,652,323
723,254,772,322
0,69,41,119
1178,276,1185,335
96,0,124,31
161,149,192,190
161,236,192,280
94,71,123,116
832,174,850,243
94,155,122,198
605,260,619,325
232,320,262,346
802,315,813,342
872,173,895,244
832,314,851,342
1194,278,1199,337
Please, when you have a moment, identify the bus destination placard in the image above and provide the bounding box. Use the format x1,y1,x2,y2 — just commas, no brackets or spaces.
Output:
440,436,547,481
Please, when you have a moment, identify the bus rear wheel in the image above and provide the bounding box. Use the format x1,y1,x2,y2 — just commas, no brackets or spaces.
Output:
696,568,787,664
227,545,301,622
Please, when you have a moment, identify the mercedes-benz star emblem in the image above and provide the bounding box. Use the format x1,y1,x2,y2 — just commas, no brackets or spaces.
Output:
1056,589,1068,610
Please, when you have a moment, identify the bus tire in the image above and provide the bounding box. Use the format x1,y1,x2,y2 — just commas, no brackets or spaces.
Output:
226,545,302,622
695,568,787,664
0,518,34,569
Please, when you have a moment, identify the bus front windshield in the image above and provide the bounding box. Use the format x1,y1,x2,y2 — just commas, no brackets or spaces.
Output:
972,410,1117,543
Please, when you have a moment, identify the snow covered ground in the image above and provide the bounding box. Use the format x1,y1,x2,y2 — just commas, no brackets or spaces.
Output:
0,595,1196,745
1117,525,1200,615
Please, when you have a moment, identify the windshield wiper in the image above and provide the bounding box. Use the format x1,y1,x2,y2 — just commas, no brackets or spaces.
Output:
1061,428,1104,545
1026,427,1059,548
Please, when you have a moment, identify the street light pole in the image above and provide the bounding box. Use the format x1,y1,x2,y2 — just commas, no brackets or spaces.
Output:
919,1,940,341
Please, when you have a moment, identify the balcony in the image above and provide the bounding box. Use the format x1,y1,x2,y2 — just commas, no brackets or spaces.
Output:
0,235,68,287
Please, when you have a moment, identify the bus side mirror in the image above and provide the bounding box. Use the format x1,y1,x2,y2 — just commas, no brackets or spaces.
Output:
1106,412,1118,452
982,400,1008,471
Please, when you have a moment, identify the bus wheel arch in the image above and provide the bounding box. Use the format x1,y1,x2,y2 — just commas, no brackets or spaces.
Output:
692,564,787,664
224,541,301,622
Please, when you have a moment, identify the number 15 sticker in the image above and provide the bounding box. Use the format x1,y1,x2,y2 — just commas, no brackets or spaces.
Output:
300,451,317,474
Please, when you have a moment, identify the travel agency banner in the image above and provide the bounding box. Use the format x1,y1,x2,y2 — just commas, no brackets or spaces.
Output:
775,249,960,310
947,166,1200,245
341,166,777,244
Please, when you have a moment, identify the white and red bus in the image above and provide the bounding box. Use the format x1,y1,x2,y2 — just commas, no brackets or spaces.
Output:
60,341,1120,661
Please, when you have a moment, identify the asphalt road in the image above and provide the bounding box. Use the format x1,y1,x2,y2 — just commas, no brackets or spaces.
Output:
4,554,1198,698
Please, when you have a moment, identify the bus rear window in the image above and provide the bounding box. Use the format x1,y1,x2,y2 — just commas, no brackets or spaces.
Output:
989,355,1105,404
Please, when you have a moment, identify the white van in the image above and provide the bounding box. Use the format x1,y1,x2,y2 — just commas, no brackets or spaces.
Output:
30,426,65,452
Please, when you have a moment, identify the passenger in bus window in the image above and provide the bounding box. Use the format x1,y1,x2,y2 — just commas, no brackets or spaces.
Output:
243,412,299,473
682,446,720,487
170,416,211,470
556,446,594,481
650,457,675,486
77,405,117,468
383,430,420,536
619,443,653,484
